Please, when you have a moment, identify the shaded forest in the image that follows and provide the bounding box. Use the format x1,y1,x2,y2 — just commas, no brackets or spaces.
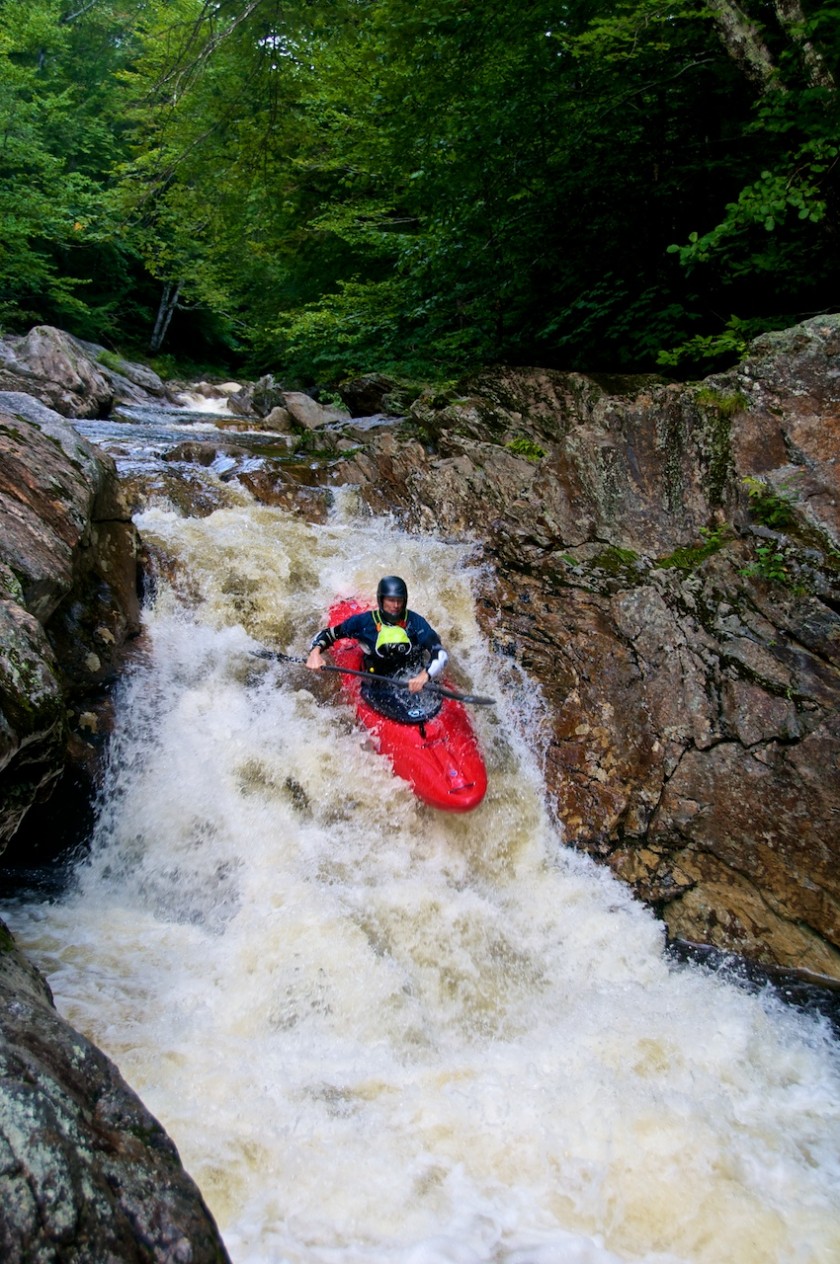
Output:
1,0,837,382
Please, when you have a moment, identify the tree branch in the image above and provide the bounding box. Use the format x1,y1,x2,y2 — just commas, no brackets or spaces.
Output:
60,0,105,23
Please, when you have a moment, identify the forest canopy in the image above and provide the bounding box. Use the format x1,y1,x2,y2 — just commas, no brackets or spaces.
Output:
0,0,837,381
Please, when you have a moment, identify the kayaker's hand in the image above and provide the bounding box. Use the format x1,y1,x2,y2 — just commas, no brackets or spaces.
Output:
306,647,325,670
408,668,429,693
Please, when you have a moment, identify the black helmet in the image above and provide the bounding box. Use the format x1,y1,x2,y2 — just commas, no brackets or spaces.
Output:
376,575,408,624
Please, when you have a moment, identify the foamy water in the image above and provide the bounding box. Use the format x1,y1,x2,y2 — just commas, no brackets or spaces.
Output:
4,497,839,1264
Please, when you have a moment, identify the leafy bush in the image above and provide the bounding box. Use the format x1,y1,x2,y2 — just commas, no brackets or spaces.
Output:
742,476,798,529
505,436,546,462
740,543,790,584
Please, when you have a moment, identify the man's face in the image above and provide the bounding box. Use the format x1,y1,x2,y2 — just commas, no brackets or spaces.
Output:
382,596,403,617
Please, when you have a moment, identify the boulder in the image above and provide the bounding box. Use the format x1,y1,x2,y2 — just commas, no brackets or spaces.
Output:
282,390,350,429
227,374,284,418
0,327,170,417
0,918,231,1263
260,405,294,432
0,327,113,418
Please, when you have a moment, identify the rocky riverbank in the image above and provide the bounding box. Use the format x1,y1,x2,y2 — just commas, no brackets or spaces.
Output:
2,321,839,978
0,317,838,1255
0,917,230,1262
348,330,840,980
240,320,840,980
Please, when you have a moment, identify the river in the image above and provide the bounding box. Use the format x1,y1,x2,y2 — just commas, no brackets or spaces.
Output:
3,403,839,1264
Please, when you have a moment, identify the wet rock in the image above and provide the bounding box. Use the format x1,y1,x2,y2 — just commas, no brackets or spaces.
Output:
322,317,840,979
0,395,139,852
238,468,333,522
163,440,249,466
0,918,231,1264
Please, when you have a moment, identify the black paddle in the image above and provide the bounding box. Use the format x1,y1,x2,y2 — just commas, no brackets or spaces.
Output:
253,649,497,706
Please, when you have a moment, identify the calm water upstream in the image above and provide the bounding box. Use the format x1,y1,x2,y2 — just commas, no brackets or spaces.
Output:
3,406,839,1264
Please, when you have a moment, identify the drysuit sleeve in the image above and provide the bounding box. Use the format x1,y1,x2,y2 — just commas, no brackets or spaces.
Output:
310,625,338,651
410,614,448,678
309,612,370,652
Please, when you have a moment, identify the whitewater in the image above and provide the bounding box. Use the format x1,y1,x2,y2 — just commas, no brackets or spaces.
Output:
3,436,839,1264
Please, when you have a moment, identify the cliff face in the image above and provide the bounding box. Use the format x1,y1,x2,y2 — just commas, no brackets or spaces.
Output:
0,392,140,850
316,317,840,978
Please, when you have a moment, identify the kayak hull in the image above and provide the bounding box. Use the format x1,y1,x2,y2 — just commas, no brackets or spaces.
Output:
327,599,487,812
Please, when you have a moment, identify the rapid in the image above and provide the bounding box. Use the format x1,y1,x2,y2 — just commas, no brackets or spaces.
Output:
3,407,839,1264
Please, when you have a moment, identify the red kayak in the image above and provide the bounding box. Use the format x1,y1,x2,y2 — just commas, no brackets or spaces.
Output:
326,599,487,812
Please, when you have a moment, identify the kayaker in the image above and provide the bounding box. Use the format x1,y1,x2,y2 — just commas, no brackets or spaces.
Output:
305,575,448,694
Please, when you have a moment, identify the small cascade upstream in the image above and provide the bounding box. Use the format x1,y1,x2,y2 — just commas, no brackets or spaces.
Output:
2,401,840,1264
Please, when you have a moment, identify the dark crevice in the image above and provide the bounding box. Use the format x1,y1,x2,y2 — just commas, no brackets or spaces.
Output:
667,938,840,1039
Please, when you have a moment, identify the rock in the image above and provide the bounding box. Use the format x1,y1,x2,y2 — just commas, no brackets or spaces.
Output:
338,372,402,417
75,338,168,399
321,317,840,979
1,327,113,418
0,395,139,852
0,601,65,842
0,918,231,1263
162,441,249,467
0,327,170,417
260,405,295,432
228,374,284,418
238,467,333,521
282,391,350,429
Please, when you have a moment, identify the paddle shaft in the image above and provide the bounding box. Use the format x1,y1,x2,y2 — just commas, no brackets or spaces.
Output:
258,650,496,707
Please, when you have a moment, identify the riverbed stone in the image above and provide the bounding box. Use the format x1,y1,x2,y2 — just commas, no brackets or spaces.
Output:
283,390,350,429
0,918,231,1263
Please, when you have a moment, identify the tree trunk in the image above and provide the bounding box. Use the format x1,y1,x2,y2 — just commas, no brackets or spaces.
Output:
771,0,836,90
150,281,182,355
706,0,780,93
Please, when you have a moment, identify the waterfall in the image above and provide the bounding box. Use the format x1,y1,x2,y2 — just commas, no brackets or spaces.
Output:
3,425,839,1264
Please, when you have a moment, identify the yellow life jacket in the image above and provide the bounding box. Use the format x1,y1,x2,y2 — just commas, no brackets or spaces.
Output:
371,610,412,662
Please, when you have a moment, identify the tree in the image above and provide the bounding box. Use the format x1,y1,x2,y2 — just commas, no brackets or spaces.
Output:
0,0,148,338
662,0,840,368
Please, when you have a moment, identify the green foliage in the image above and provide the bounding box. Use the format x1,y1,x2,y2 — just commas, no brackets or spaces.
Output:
658,317,795,372
667,146,835,270
695,388,748,417
740,543,791,585
505,436,546,462
656,524,731,571
0,0,838,372
0,0,147,337
591,545,640,576
742,476,799,528
96,349,127,373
